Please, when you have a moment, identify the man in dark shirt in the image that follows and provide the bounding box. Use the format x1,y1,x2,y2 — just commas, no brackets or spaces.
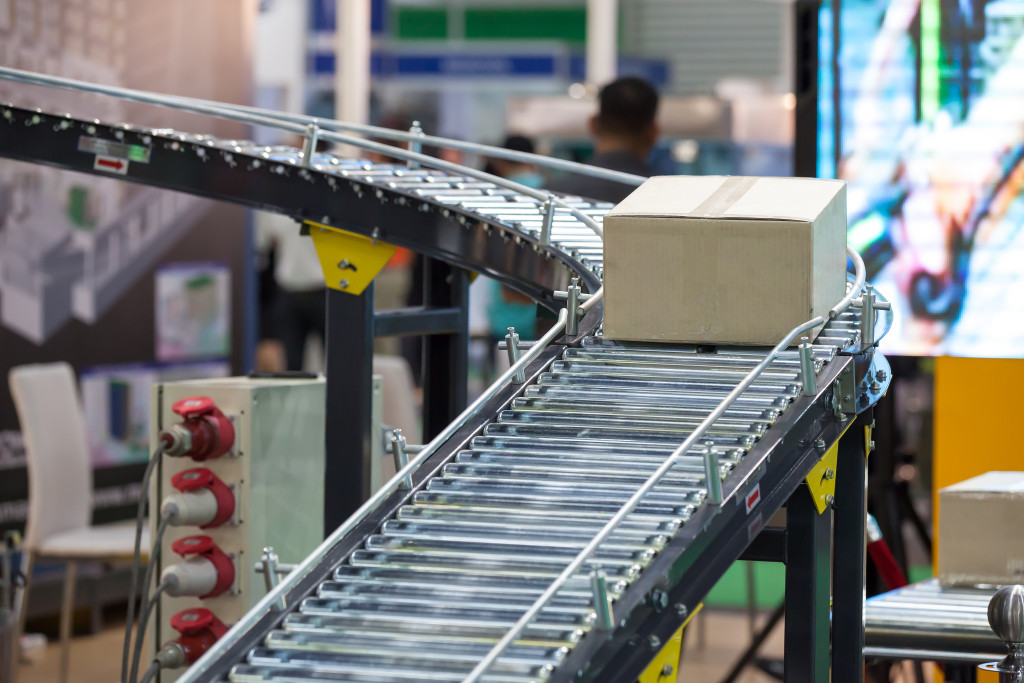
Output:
547,76,660,204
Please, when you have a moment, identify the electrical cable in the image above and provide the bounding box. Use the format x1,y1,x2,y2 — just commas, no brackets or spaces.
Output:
121,440,167,683
130,517,171,683
138,661,161,683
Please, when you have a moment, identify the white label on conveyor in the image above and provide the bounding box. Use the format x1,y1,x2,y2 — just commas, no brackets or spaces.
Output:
78,136,152,163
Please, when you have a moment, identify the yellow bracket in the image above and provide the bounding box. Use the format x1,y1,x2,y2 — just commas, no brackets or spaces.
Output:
804,419,855,514
306,221,397,295
638,603,703,683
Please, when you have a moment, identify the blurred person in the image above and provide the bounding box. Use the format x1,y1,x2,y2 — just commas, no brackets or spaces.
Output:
484,134,545,189
548,76,660,203
482,134,544,341
255,211,326,371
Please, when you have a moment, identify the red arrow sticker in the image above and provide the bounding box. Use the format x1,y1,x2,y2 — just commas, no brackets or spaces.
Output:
94,155,128,174
744,483,761,514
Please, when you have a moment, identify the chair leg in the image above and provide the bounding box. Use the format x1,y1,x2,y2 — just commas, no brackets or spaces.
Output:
12,550,35,683
59,561,76,683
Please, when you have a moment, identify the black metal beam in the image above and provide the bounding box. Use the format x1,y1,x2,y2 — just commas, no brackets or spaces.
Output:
374,306,462,338
421,259,469,441
323,285,375,533
784,484,832,683
832,412,870,682
740,527,788,564
0,105,600,310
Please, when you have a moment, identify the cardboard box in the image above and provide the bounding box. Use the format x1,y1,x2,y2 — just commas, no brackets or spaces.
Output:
603,176,847,345
938,471,1024,587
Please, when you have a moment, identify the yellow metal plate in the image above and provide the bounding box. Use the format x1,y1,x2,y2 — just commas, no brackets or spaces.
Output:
306,221,397,295
805,422,854,515
638,603,703,683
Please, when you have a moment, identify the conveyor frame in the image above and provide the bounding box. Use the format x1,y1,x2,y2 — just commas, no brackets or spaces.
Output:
0,70,890,683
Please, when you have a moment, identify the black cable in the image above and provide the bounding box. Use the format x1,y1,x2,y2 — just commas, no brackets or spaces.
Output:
138,660,161,683
122,442,166,683
130,516,171,683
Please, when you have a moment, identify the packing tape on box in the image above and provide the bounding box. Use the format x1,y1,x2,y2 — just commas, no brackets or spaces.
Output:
692,176,759,218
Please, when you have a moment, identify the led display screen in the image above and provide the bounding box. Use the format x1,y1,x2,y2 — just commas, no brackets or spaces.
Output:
819,0,1024,356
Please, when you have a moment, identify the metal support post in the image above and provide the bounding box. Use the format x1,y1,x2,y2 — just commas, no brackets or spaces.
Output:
407,121,423,169
324,284,375,532
590,570,614,631
784,483,831,683
505,327,525,383
540,196,555,246
799,336,817,396
390,429,412,490
421,259,469,440
832,413,870,683
301,123,319,167
702,445,722,505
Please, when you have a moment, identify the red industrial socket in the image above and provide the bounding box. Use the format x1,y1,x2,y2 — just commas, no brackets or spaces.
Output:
169,468,235,528
168,608,229,665
162,396,235,461
170,536,235,599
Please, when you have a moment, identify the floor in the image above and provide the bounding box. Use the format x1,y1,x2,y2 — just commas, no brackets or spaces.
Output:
15,609,936,683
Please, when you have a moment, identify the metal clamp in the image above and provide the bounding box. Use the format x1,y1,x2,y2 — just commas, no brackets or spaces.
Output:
407,121,423,169
258,548,287,612
540,196,555,247
390,429,413,490
590,569,615,631
850,284,891,348
554,277,593,336
300,123,319,168
505,327,526,383
798,336,816,397
702,443,722,505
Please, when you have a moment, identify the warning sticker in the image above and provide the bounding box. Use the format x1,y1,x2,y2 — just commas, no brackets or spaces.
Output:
744,483,761,514
78,136,151,163
94,155,128,175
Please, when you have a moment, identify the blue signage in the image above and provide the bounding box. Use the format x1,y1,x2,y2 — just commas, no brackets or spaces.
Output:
310,50,669,87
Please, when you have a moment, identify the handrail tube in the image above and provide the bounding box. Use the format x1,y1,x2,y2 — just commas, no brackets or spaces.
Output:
0,65,645,187
830,246,866,318
178,308,569,682
460,312,826,683
0,67,604,239
168,98,647,188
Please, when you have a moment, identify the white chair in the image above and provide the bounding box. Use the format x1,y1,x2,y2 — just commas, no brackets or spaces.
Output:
9,362,148,683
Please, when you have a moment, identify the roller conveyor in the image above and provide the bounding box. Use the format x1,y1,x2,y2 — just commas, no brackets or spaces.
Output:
0,68,893,683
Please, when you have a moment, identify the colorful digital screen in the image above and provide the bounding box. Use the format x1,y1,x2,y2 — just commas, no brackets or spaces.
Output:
819,0,1024,356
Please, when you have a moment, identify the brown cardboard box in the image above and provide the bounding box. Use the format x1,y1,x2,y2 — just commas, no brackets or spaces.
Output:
603,176,847,345
938,471,1024,587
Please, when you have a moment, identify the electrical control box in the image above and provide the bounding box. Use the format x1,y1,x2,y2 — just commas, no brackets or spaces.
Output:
148,375,325,681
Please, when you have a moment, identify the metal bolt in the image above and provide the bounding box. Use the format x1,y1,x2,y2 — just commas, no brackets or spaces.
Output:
647,635,662,649
876,369,888,382
870,381,881,394
674,603,688,619
814,438,826,450
339,279,349,289
824,468,835,480
868,440,876,452
825,494,835,506
649,589,668,612
661,664,674,677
